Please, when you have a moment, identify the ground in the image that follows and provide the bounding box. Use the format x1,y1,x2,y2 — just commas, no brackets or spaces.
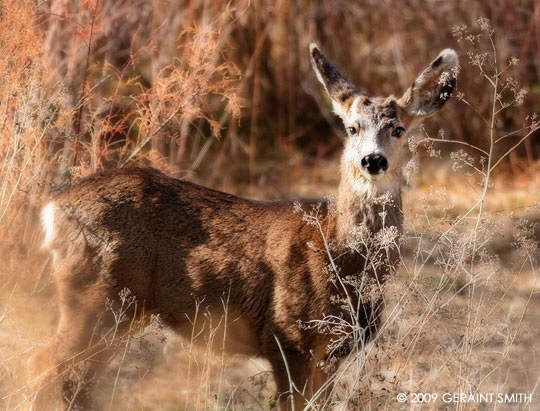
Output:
1,158,539,410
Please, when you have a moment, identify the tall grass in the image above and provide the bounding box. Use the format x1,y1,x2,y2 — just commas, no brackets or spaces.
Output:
291,17,540,409
0,1,539,410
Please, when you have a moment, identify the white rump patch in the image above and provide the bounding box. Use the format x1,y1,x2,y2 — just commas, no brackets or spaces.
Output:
41,202,55,249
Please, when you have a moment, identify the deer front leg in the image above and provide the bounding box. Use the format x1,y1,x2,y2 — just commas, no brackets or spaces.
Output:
268,349,334,411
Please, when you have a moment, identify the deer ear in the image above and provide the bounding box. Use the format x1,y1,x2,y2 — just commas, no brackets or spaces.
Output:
398,49,459,118
310,43,362,117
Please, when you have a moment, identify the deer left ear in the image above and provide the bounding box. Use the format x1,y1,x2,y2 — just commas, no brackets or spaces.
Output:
399,49,459,117
310,43,363,118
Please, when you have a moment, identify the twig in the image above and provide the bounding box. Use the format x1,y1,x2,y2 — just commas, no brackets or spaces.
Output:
72,0,99,167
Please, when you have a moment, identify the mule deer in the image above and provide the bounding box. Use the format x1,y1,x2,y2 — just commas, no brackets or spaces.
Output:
29,44,458,409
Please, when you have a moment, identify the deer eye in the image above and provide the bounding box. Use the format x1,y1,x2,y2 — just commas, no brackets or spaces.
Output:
347,127,358,135
392,126,405,138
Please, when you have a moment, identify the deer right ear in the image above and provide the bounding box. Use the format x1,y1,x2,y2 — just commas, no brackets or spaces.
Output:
398,49,459,118
310,43,361,118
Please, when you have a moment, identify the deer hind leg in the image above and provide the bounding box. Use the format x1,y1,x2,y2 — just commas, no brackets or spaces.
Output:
28,282,129,410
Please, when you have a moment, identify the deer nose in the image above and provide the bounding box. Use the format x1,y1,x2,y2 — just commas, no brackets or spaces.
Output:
361,154,388,175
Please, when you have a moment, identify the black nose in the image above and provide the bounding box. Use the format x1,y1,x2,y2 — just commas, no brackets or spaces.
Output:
361,155,388,174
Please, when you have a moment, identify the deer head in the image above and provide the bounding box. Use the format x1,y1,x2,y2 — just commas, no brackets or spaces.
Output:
310,44,458,195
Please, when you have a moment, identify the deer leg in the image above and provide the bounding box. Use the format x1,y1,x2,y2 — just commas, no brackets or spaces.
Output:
269,350,336,411
28,286,126,410
269,350,311,411
306,357,333,408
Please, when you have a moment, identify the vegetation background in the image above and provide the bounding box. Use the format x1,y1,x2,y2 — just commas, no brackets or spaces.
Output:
0,0,539,409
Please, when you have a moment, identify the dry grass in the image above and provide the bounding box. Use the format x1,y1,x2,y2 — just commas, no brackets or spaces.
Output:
2,161,539,410
1,1,540,410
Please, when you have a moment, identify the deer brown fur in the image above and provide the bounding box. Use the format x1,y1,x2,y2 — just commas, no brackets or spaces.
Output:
29,44,458,410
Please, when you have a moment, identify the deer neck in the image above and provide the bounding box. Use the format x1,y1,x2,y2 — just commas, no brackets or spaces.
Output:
333,157,403,246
